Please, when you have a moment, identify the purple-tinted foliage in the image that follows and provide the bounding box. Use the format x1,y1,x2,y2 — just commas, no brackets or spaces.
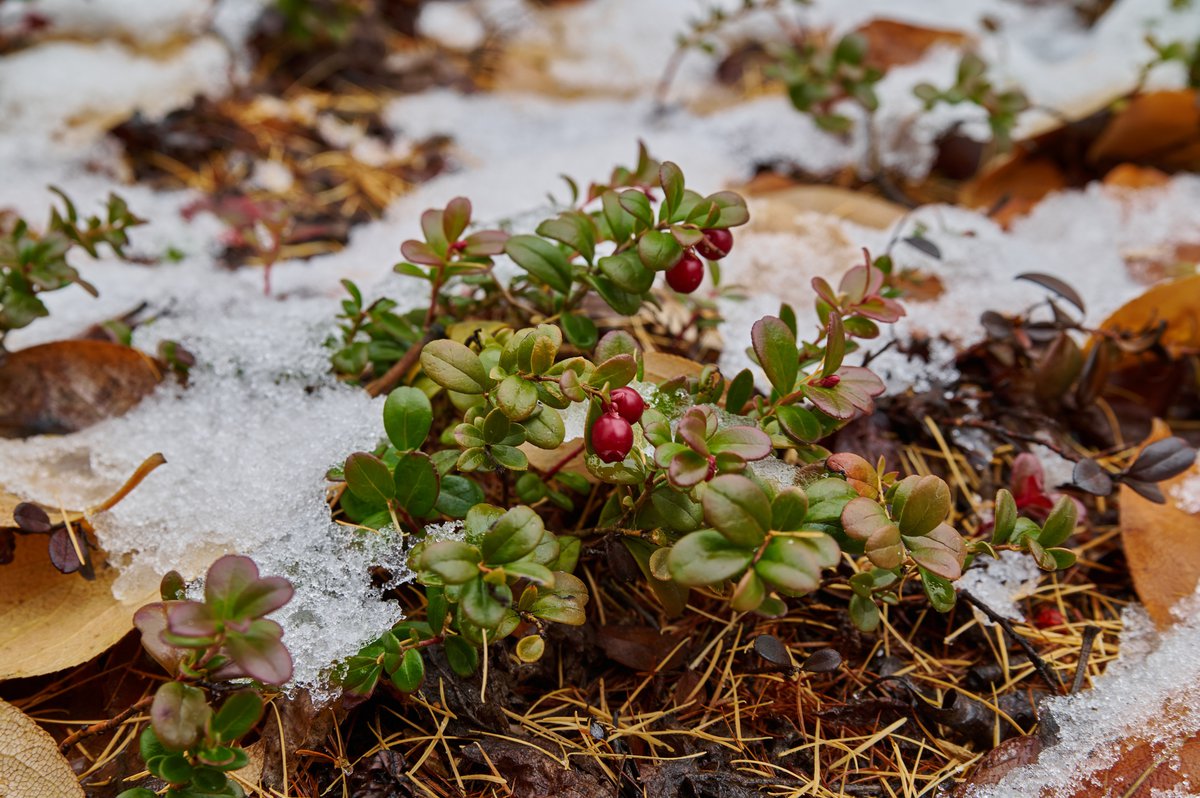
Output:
167,601,219,639
222,619,294,685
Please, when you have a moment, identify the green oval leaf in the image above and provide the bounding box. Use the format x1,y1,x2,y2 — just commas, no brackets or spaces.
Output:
344,452,395,507
667,529,753,586
992,488,1017,545
919,566,956,612
752,316,799,396
777,404,823,443
702,474,771,547
757,537,821,594
394,452,440,516
383,386,433,451
421,339,490,394
771,487,809,532
504,234,572,293
389,648,425,692
637,229,683,271
496,375,539,421
481,505,545,564
895,475,951,537
1038,495,1078,548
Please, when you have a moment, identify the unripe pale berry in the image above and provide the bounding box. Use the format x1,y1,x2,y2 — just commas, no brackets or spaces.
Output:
695,228,733,261
608,387,645,424
665,251,704,294
592,412,633,463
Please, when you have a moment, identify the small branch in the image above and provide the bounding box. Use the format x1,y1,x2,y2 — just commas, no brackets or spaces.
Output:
59,695,153,753
541,442,585,481
88,453,167,515
1071,625,1101,694
365,334,429,398
944,417,1078,462
960,589,1066,694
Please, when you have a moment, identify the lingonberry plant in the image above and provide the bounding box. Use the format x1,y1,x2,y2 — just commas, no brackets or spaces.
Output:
768,32,882,134
119,555,294,798
319,148,1157,698
0,188,144,351
913,52,1030,151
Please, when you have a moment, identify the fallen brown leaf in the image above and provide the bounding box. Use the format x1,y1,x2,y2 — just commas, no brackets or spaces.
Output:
743,184,907,230
1089,90,1200,172
1120,420,1200,628
596,624,687,671
0,488,153,680
463,737,615,798
0,697,84,797
960,153,1068,227
1098,273,1200,359
957,730,1200,797
1103,163,1171,189
0,340,161,438
854,18,970,71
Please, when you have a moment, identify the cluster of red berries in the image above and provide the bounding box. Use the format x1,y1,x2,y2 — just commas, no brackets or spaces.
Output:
592,387,645,463
664,228,733,294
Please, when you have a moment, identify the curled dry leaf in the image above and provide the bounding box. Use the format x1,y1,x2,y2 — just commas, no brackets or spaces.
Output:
1096,272,1200,360
1119,421,1200,628
960,154,1068,228
1088,90,1200,172
0,340,161,438
0,697,85,797
0,488,155,680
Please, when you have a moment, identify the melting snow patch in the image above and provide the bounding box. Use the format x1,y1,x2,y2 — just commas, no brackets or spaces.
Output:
957,551,1042,625
1171,461,1200,515
0,294,407,697
966,587,1200,797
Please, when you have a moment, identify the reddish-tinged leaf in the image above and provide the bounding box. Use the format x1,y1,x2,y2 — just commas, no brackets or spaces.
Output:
707,426,771,461
676,408,710,455
461,229,509,257
223,619,293,685
12,502,51,533
668,449,711,488
904,523,965,580
841,496,891,542
204,555,260,610
166,600,219,638
865,522,904,569
399,239,443,266
855,296,906,322
228,577,293,621
442,197,471,242
826,452,878,498
47,527,92,578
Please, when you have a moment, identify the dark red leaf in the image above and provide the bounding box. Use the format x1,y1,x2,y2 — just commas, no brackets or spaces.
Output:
13,502,51,533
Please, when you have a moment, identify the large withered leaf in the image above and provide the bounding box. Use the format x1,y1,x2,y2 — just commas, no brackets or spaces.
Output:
0,340,160,438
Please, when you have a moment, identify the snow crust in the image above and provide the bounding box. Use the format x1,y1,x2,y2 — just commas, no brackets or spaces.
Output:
958,550,1042,625
1171,460,1200,515
967,587,1200,797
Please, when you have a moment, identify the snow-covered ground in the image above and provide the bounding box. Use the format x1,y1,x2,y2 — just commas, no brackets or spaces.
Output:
1,0,1199,696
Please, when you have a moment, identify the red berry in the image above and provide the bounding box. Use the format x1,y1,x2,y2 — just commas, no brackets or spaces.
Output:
695,228,733,260
665,251,705,293
592,412,633,463
1033,607,1065,629
608,387,645,424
